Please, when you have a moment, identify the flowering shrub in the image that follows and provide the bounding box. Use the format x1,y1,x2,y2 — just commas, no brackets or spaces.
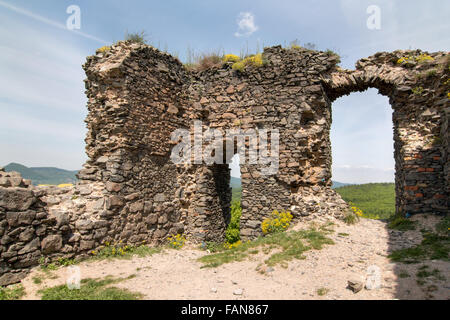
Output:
350,205,364,217
232,53,265,72
97,46,111,54
224,240,242,250
261,210,293,235
58,184,73,188
168,234,186,249
92,240,133,258
223,54,240,63
397,53,434,65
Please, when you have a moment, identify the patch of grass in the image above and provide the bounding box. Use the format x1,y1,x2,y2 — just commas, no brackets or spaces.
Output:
435,216,450,234
317,287,329,296
388,215,417,231
343,211,359,225
389,231,449,264
325,49,341,63
39,276,142,300
416,265,445,286
39,256,76,272
198,226,334,268
338,233,350,237
91,243,162,261
33,276,43,285
0,284,25,300
201,241,225,253
124,30,147,44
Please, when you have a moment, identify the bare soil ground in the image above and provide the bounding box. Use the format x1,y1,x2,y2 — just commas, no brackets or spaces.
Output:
20,214,449,300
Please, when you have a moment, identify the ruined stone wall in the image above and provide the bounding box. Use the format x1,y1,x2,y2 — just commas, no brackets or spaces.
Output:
77,43,448,242
0,169,109,285
1,42,448,286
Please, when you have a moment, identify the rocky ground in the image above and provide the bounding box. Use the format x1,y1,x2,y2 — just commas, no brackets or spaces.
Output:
19,214,449,300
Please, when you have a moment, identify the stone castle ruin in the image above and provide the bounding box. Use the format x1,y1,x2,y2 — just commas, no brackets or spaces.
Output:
1,42,448,285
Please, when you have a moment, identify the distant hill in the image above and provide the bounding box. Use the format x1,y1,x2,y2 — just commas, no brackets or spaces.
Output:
331,181,353,189
3,163,79,186
230,176,242,189
334,183,395,219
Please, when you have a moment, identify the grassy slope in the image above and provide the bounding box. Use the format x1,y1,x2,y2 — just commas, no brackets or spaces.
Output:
335,183,395,219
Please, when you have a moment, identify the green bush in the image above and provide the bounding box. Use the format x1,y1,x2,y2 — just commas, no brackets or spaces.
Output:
226,200,242,243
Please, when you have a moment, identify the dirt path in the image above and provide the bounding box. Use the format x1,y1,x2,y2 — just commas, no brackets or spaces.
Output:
20,215,449,300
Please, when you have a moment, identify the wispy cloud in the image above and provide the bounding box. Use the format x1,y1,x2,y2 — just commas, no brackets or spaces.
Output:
0,0,108,44
234,12,258,37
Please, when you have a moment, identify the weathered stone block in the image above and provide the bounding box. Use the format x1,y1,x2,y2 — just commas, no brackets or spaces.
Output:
41,235,63,254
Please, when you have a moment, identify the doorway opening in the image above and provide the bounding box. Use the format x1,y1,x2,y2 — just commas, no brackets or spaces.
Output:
330,88,396,220
226,154,242,244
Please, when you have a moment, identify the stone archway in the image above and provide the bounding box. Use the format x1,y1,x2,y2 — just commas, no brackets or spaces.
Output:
322,51,448,217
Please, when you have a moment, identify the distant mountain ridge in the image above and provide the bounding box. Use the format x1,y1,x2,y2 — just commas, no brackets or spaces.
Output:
3,163,79,186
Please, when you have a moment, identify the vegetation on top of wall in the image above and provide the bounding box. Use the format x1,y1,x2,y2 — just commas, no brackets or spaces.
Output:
231,53,266,72
223,54,241,63
397,53,434,66
124,30,148,44
96,46,111,54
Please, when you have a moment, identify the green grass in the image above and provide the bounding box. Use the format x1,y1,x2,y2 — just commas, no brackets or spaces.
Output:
389,227,449,264
335,183,395,219
232,187,242,202
343,211,359,225
416,265,445,281
436,216,450,234
317,287,329,296
91,244,162,261
0,284,25,300
388,215,417,231
198,225,334,268
39,276,142,300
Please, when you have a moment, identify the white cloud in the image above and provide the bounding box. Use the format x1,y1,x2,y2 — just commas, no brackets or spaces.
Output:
234,12,259,37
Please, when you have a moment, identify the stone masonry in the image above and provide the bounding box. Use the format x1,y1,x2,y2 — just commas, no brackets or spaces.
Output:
1,42,448,286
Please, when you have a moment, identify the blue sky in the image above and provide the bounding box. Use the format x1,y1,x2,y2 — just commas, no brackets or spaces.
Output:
0,0,449,183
